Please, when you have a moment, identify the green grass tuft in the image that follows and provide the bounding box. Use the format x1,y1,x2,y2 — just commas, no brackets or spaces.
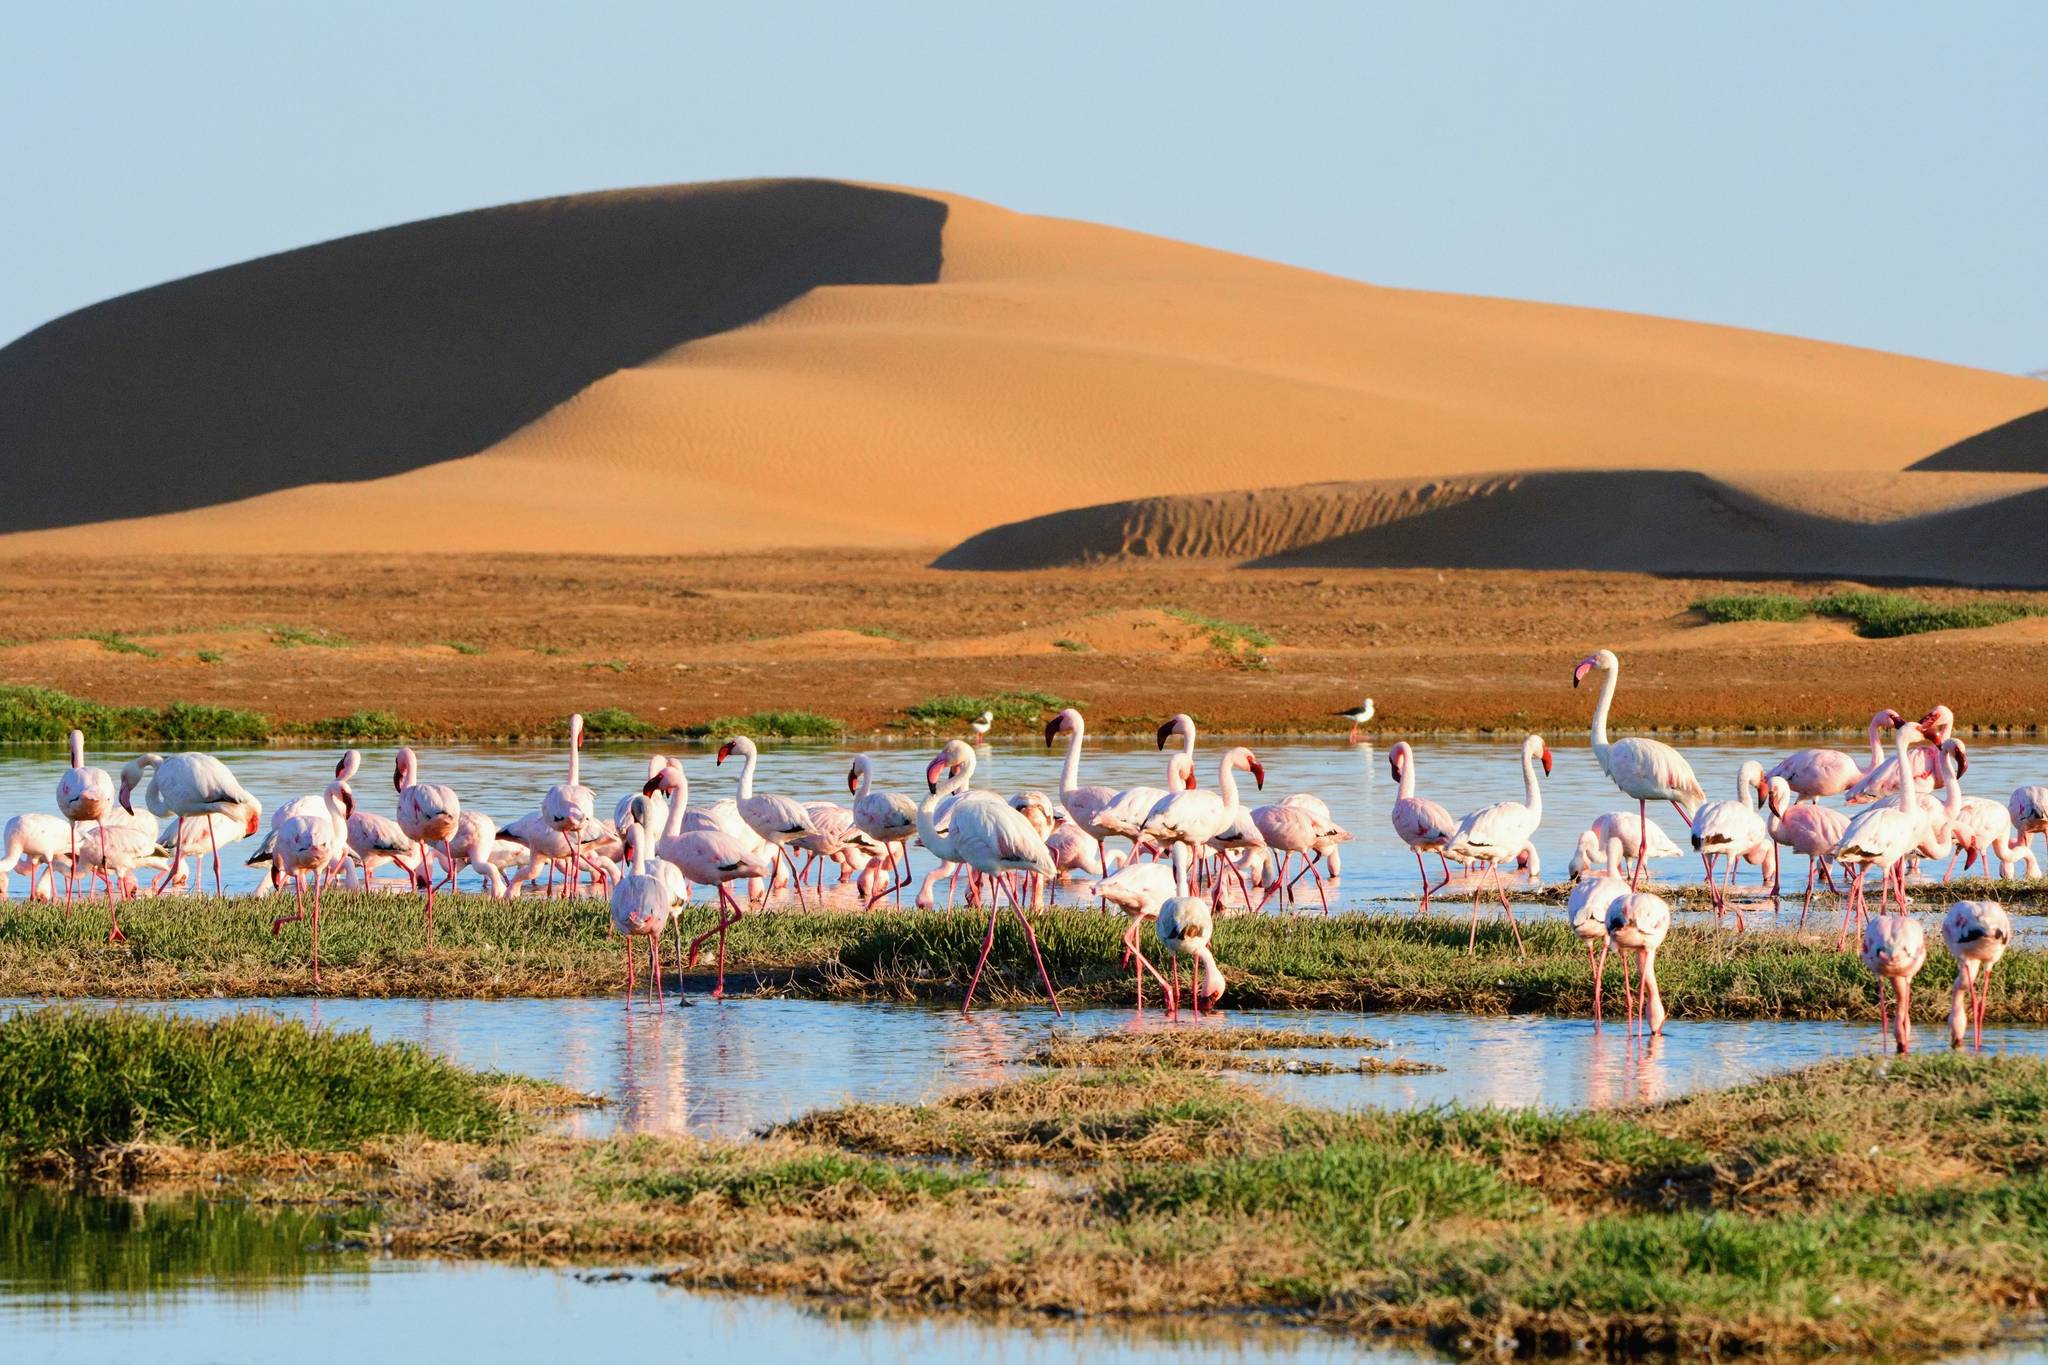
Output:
1051,638,1092,652
81,632,159,658
299,711,407,743
577,707,656,740
617,1152,985,1209
692,710,844,741
1813,590,2035,639
0,1008,518,1159
195,650,225,665
1158,606,1275,651
0,686,273,745
267,625,348,649
901,691,1070,727
1692,594,1809,624
441,640,486,656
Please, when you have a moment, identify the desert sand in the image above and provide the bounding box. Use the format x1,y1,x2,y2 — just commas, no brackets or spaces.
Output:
1,178,2041,570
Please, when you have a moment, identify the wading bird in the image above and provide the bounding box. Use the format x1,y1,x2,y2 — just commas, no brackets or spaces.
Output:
1574,649,1705,886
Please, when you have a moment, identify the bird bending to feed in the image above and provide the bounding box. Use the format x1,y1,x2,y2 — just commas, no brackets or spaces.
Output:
1844,704,1951,805
1567,872,1631,1024
1687,761,1772,928
1760,776,1848,924
1566,810,1684,881
541,713,599,898
1767,709,1903,801
1606,891,1671,1036
1574,649,1705,887
970,709,994,744
1941,901,2010,1051
1861,911,1927,1053
1157,843,1223,1016
847,753,919,906
126,752,262,897
1,813,73,901
2011,785,2048,865
1829,720,1931,947
1333,697,1374,744
1445,734,1550,952
718,735,819,909
1388,741,1457,910
1096,858,1178,1014
56,729,116,906
266,777,349,983
611,824,680,1003
395,746,462,940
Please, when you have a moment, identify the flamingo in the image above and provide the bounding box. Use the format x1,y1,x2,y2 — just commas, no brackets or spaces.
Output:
1932,741,2037,881
1606,891,1671,1036
639,764,775,999
448,809,508,897
1688,761,1771,926
63,823,172,914
716,735,818,908
1096,858,1178,1013
947,747,1062,1017
616,755,671,841
1941,901,2011,1050
329,751,425,891
2009,785,2048,866
611,824,680,1003
125,753,262,897
541,714,598,898
1830,720,1931,946
913,740,975,909
56,729,116,905
1567,872,1631,1024
1861,911,1927,1053
0,813,72,900
267,780,348,984
1048,812,1115,881
1333,697,1374,744
1157,843,1224,1016
154,811,257,896
1844,704,1952,805
969,709,994,745
1138,746,1264,910
1444,735,1551,951
1573,650,1706,886
1565,811,1684,880
848,753,919,906
1761,776,1849,923
1044,708,1120,869
1250,799,1340,914
1767,709,1903,800
1387,741,1457,908
393,746,462,937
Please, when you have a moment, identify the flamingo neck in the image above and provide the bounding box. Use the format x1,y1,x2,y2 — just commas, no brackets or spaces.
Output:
567,739,580,789
1169,842,1191,896
1058,727,1084,797
1521,746,1544,822
1215,755,1241,813
663,774,688,839
1178,725,1196,762
736,746,756,800
853,759,873,800
1395,749,1416,800
1865,712,1888,770
1894,728,1921,821
1935,745,1963,819
68,733,83,769
1588,664,1617,768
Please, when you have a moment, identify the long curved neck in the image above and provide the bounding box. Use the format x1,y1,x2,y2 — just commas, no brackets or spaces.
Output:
1865,712,1888,769
566,738,580,789
663,773,688,838
1169,842,1191,896
1059,727,1083,796
1935,745,1963,818
1589,665,1617,764
736,747,756,800
68,733,84,770
1396,750,1416,800
1216,756,1241,812
1178,724,1196,762
325,782,349,823
1521,746,1544,821
1894,728,1921,820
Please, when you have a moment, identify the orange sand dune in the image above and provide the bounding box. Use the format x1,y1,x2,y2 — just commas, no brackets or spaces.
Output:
1,179,2042,558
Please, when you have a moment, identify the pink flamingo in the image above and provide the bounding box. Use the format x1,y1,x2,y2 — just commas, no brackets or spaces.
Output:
1932,741,2037,881
1845,704,1952,805
1096,858,1178,1014
56,729,116,906
330,750,424,891
1,814,73,901
1761,776,1848,923
1045,708,1120,869
1830,720,1931,947
1158,844,1224,1016
611,824,680,1003
1942,900,2011,1050
716,735,818,909
1251,800,1338,914
1687,760,1771,927
1387,741,1457,908
1767,709,1903,800
394,746,461,939
541,714,598,898
1566,811,1684,879
1137,746,1264,911
448,809,509,897
125,753,262,898
1606,892,1671,1036
267,782,348,984
2009,785,2048,866
1861,911,1927,1053
948,751,1062,1017
848,753,919,906
1444,735,1551,951
1567,872,1631,1024
1575,650,1706,886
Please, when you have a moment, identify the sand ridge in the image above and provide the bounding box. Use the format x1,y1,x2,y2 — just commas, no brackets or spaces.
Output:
0,180,2042,561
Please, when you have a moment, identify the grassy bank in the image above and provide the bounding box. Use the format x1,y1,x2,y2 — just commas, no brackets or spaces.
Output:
7,1007,2045,1358
4,895,2046,1023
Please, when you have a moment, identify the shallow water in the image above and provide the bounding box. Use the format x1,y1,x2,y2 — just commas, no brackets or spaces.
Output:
7,734,2045,920
14,995,2044,1139
0,1183,1425,1365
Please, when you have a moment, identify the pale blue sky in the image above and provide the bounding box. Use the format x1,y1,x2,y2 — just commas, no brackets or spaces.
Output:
5,2,2043,371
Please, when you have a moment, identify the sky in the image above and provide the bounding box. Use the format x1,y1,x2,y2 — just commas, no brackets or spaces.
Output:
5,2,2043,372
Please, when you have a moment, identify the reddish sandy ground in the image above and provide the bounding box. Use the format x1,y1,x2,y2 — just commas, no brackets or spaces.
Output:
1,552,2043,738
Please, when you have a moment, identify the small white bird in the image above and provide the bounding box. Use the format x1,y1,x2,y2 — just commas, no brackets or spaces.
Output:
1333,697,1374,743
969,709,994,744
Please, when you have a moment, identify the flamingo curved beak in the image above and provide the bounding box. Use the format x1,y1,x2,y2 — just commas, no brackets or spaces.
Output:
1247,758,1265,790
1540,747,1553,777
1155,720,1175,750
1884,709,1906,727
1388,752,1401,781
846,766,860,795
716,741,735,765
924,754,947,793
393,758,405,793
1952,743,1970,777
1571,657,1597,688
119,782,135,816
243,811,262,837
641,775,663,796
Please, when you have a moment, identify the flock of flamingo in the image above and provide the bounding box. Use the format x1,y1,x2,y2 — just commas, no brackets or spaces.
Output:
9,649,2042,1051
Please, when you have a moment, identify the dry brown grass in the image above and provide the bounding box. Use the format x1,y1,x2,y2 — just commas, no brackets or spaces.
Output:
1023,1029,1443,1077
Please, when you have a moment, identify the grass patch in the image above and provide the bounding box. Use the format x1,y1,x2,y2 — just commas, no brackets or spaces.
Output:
612,1150,986,1209
1692,593,1809,624
266,625,348,649
691,710,844,741
1813,589,2036,638
0,1008,528,1166
853,626,908,642
194,650,225,665
298,710,406,743
1159,606,1274,651
901,690,1070,727
1051,638,1092,652
80,632,159,658
577,707,656,740
0,687,277,745
593,659,629,673
1028,1032,1442,1076
441,640,486,656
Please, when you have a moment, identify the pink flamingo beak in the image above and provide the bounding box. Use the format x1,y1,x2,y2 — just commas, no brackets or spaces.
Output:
1540,747,1554,777
1572,657,1597,687
846,767,859,795
924,755,947,793
716,742,735,766
244,811,262,837
1247,757,1265,790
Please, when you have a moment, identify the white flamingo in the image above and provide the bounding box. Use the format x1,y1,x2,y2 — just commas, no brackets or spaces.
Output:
716,735,818,908
1830,720,1931,947
1574,650,1706,886
395,746,462,938
1388,741,1457,908
948,750,1062,1017
56,729,116,906
848,753,919,906
1941,900,2011,1050
611,824,680,1003
1138,746,1264,910
1606,891,1671,1036
541,713,598,898
1158,843,1224,1016
1567,872,1632,1025
1445,735,1551,951
124,752,262,897
1861,911,1927,1053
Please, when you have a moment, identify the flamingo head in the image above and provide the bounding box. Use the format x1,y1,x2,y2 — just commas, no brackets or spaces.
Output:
1919,704,1954,741
392,747,415,793
846,763,861,795
1882,708,1906,728
1155,713,1193,751
924,752,950,794
1571,650,1615,688
716,740,736,766
335,748,360,783
1946,737,1970,777
1045,707,1081,747
1155,719,1175,750
569,713,584,749
1388,741,1409,782
243,808,262,837
1241,750,1265,790
641,763,676,798
1540,745,1553,777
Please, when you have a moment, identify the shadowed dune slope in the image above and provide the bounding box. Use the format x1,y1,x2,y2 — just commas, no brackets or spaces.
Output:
936,471,2048,587
1,181,2043,556
0,180,945,531
1909,404,2048,473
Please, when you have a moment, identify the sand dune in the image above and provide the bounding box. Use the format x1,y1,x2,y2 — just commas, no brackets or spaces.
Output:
937,471,2048,587
1,178,2043,559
